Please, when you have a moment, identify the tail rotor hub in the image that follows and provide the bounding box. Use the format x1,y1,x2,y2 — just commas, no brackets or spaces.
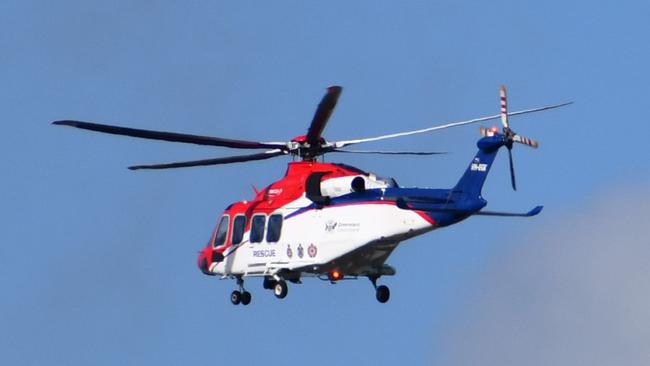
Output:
478,85,543,191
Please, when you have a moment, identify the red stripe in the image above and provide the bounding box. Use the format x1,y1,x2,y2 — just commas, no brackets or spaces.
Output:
415,211,437,225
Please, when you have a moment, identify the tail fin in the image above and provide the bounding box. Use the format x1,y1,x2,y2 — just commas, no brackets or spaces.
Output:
453,135,504,198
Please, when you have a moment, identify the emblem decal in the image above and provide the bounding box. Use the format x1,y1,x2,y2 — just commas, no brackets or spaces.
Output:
297,244,304,259
308,244,318,258
325,220,338,232
286,244,293,259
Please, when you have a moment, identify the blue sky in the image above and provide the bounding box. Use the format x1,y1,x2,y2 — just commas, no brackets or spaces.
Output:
2,1,649,365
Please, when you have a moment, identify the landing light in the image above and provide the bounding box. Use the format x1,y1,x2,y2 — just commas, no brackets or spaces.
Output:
330,270,342,281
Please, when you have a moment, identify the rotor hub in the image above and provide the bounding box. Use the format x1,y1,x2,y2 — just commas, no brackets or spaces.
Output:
291,135,325,144
290,135,329,161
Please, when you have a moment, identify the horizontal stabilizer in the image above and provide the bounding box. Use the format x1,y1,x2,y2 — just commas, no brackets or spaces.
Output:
474,205,543,217
396,197,542,218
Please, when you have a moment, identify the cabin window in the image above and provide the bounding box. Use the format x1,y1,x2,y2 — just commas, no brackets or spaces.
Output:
213,215,230,248
250,214,266,243
231,215,246,245
266,214,283,243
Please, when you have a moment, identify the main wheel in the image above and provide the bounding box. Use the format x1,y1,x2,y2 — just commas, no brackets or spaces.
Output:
231,290,242,305
376,285,390,303
273,280,288,299
241,291,252,305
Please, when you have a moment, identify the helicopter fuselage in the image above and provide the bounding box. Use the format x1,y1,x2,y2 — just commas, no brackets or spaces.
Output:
197,160,485,280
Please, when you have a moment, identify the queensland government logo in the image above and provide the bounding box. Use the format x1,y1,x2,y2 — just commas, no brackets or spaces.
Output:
325,220,338,232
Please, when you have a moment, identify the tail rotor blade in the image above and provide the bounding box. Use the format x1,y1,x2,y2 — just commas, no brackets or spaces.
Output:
512,134,539,148
508,147,517,191
500,85,509,129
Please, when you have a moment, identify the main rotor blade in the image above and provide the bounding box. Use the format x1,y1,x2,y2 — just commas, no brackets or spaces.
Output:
334,101,572,148
128,150,286,170
306,86,342,146
332,149,446,155
52,120,287,150
508,147,517,191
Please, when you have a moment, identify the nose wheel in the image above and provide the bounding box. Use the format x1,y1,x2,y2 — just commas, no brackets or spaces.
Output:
369,276,390,303
230,277,252,306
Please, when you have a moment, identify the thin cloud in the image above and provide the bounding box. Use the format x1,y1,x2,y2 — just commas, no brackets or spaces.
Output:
433,183,650,366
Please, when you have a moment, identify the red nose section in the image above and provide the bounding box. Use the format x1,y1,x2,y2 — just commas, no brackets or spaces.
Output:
197,246,214,276
197,246,225,276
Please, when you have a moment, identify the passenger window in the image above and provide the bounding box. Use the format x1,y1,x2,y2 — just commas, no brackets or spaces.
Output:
232,215,246,244
266,214,283,243
213,215,230,248
250,215,266,243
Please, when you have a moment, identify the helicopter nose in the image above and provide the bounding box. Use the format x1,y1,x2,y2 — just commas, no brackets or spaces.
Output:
197,247,225,275
197,247,213,275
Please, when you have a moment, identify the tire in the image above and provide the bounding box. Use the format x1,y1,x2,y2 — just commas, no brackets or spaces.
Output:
230,290,242,305
273,280,288,299
376,285,390,303
241,291,252,305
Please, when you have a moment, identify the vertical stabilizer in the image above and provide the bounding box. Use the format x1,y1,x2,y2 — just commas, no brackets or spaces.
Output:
453,135,504,198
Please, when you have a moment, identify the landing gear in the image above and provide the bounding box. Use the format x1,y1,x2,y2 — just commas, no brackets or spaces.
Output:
231,277,252,306
369,276,390,303
273,279,288,299
375,285,390,303
264,275,289,299
262,276,276,290
230,290,242,305
241,291,252,305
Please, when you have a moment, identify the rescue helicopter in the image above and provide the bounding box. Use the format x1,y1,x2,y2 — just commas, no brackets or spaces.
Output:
53,85,570,305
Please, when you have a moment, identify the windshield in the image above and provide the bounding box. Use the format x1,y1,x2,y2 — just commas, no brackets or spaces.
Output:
213,215,230,248
231,215,246,245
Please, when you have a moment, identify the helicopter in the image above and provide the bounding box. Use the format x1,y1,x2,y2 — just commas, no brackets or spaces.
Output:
53,85,570,305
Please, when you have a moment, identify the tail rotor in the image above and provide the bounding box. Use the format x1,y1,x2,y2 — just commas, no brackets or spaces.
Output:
481,85,541,191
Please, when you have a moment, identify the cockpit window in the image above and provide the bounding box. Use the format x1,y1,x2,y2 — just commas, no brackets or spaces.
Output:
266,214,283,243
231,215,246,245
213,215,230,248
250,214,266,243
